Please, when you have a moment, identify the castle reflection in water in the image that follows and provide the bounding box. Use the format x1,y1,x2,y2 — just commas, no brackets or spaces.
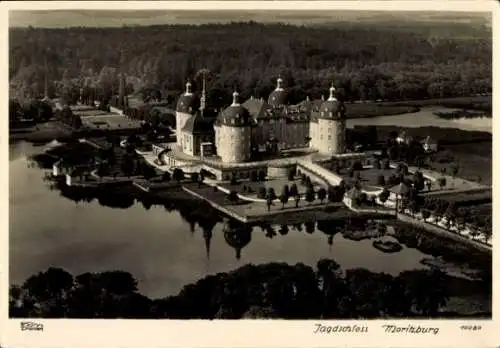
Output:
46,178,370,261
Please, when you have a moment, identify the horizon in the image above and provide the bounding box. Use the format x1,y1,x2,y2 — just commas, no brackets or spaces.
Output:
8,9,492,29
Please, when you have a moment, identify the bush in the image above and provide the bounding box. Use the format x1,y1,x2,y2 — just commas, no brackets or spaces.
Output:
250,171,258,182
227,190,239,203
258,170,266,182
258,187,267,199
382,159,390,170
377,174,386,186
352,161,363,171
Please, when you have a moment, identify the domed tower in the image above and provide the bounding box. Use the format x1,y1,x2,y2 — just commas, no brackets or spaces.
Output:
223,220,252,261
267,76,288,107
314,85,346,155
176,81,199,149
214,91,252,163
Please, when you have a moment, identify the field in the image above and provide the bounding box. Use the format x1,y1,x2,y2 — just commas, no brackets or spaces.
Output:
81,114,143,130
352,125,492,186
221,177,325,199
423,190,492,207
346,103,419,119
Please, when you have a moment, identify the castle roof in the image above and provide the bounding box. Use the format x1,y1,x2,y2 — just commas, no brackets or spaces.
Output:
267,77,288,107
242,97,272,119
389,182,410,196
345,187,362,200
217,91,251,127
176,81,200,114
181,111,215,135
318,86,345,120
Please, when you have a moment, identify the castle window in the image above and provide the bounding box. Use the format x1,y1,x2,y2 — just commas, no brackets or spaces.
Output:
328,135,332,140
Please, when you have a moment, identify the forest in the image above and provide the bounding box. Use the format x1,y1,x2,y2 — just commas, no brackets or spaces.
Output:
9,20,491,108
11,261,485,319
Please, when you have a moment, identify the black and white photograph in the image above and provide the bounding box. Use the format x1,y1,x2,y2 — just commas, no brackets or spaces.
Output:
4,0,494,338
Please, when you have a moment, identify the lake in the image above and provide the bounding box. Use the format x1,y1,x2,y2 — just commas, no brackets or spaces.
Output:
9,109,491,300
9,141,434,299
347,106,492,133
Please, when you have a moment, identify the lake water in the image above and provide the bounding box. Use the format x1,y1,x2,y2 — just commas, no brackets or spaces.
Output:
9,141,434,299
347,107,492,133
9,109,491,299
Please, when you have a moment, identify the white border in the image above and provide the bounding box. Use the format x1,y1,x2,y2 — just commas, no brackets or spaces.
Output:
1,1,498,348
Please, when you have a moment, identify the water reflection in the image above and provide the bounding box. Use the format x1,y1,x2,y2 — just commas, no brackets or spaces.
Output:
44,177,491,277
10,142,491,299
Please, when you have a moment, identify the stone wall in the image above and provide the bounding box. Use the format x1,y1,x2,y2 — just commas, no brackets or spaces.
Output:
215,125,251,163
267,165,292,179
175,111,192,148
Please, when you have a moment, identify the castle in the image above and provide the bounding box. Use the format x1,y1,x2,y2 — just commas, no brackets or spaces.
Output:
173,77,347,164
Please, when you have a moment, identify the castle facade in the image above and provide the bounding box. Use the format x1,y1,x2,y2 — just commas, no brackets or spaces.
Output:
174,77,347,163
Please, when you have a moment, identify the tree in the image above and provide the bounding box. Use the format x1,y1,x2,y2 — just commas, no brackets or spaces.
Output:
198,171,205,187
289,183,298,197
305,186,315,205
265,188,277,211
398,269,449,316
438,177,446,190
413,171,425,191
426,180,432,192
300,173,307,184
294,194,301,208
279,225,289,235
279,185,290,209
288,169,295,181
227,190,239,204
250,171,258,182
378,189,390,204
172,168,185,183
422,210,431,222
191,172,199,183
279,193,289,209
258,170,266,182
162,172,171,182
230,172,238,185
317,188,327,204
377,175,386,187
257,187,267,199
382,158,390,170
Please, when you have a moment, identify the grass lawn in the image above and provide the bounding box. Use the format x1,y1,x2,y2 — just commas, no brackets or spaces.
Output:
431,143,492,185
185,183,344,222
221,177,325,198
346,103,419,119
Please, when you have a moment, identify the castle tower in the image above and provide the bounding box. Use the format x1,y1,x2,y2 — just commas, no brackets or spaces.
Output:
314,85,346,155
43,53,49,100
175,81,199,148
214,91,252,163
267,76,288,107
200,73,207,113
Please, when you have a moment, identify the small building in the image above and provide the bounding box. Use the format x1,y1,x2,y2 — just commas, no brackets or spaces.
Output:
388,182,410,202
343,187,363,208
421,136,438,153
180,112,215,157
396,130,412,145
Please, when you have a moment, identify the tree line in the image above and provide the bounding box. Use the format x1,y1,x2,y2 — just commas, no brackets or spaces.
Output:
10,260,458,319
9,21,491,107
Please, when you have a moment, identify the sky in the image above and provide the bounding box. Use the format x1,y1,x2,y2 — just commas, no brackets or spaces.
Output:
7,2,492,28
